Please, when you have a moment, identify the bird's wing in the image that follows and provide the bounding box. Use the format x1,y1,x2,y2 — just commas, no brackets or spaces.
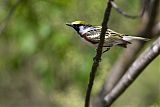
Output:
87,26,123,40
106,29,123,38
83,26,127,46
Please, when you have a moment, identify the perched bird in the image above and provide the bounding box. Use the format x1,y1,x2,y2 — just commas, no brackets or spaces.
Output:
66,21,149,52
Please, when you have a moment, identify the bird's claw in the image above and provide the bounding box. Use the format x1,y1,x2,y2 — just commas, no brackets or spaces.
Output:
103,48,110,53
93,56,101,62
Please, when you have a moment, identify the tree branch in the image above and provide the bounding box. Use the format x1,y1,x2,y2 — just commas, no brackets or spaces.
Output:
103,0,159,95
110,1,146,19
91,0,159,106
84,0,114,107
104,36,160,106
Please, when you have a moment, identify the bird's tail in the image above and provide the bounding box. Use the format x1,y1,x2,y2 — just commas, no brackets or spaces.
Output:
122,36,150,42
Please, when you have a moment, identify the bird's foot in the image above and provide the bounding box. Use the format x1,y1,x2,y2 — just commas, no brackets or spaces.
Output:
103,48,110,53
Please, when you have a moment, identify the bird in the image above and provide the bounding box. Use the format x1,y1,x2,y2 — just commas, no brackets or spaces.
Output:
66,21,149,52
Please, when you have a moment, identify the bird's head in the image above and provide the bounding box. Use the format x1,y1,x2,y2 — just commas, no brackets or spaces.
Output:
66,21,91,34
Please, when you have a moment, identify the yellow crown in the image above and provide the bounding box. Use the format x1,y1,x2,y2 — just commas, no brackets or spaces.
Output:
71,21,87,24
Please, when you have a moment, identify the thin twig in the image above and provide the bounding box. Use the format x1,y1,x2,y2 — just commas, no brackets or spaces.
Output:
110,1,146,19
104,36,160,106
0,0,22,34
84,0,114,107
103,0,159,95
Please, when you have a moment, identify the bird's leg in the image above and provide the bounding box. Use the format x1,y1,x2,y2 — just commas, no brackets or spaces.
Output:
103,47,110,53
93,47,110,61
93,48,102,61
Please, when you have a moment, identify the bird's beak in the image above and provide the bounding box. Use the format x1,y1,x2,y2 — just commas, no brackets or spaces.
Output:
66,23,73,27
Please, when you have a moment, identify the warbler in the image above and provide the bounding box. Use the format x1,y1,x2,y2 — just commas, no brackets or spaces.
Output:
66,21,149,52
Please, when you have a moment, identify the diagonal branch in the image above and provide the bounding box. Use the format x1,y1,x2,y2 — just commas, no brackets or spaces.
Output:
104,36,160,106
84,0,114,107
110,1,146,19
91,0,159,107
103,0,159,96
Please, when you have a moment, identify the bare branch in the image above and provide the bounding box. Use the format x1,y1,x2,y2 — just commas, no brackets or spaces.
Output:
105,0,159,93
84,0,114,107
104,36,160,106
91,0,159,106
110,1,146,19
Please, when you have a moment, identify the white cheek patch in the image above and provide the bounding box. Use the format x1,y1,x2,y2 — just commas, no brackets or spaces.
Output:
79,26,92,35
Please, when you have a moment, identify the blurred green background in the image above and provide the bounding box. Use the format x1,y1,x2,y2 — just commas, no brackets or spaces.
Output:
0,0,159,107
